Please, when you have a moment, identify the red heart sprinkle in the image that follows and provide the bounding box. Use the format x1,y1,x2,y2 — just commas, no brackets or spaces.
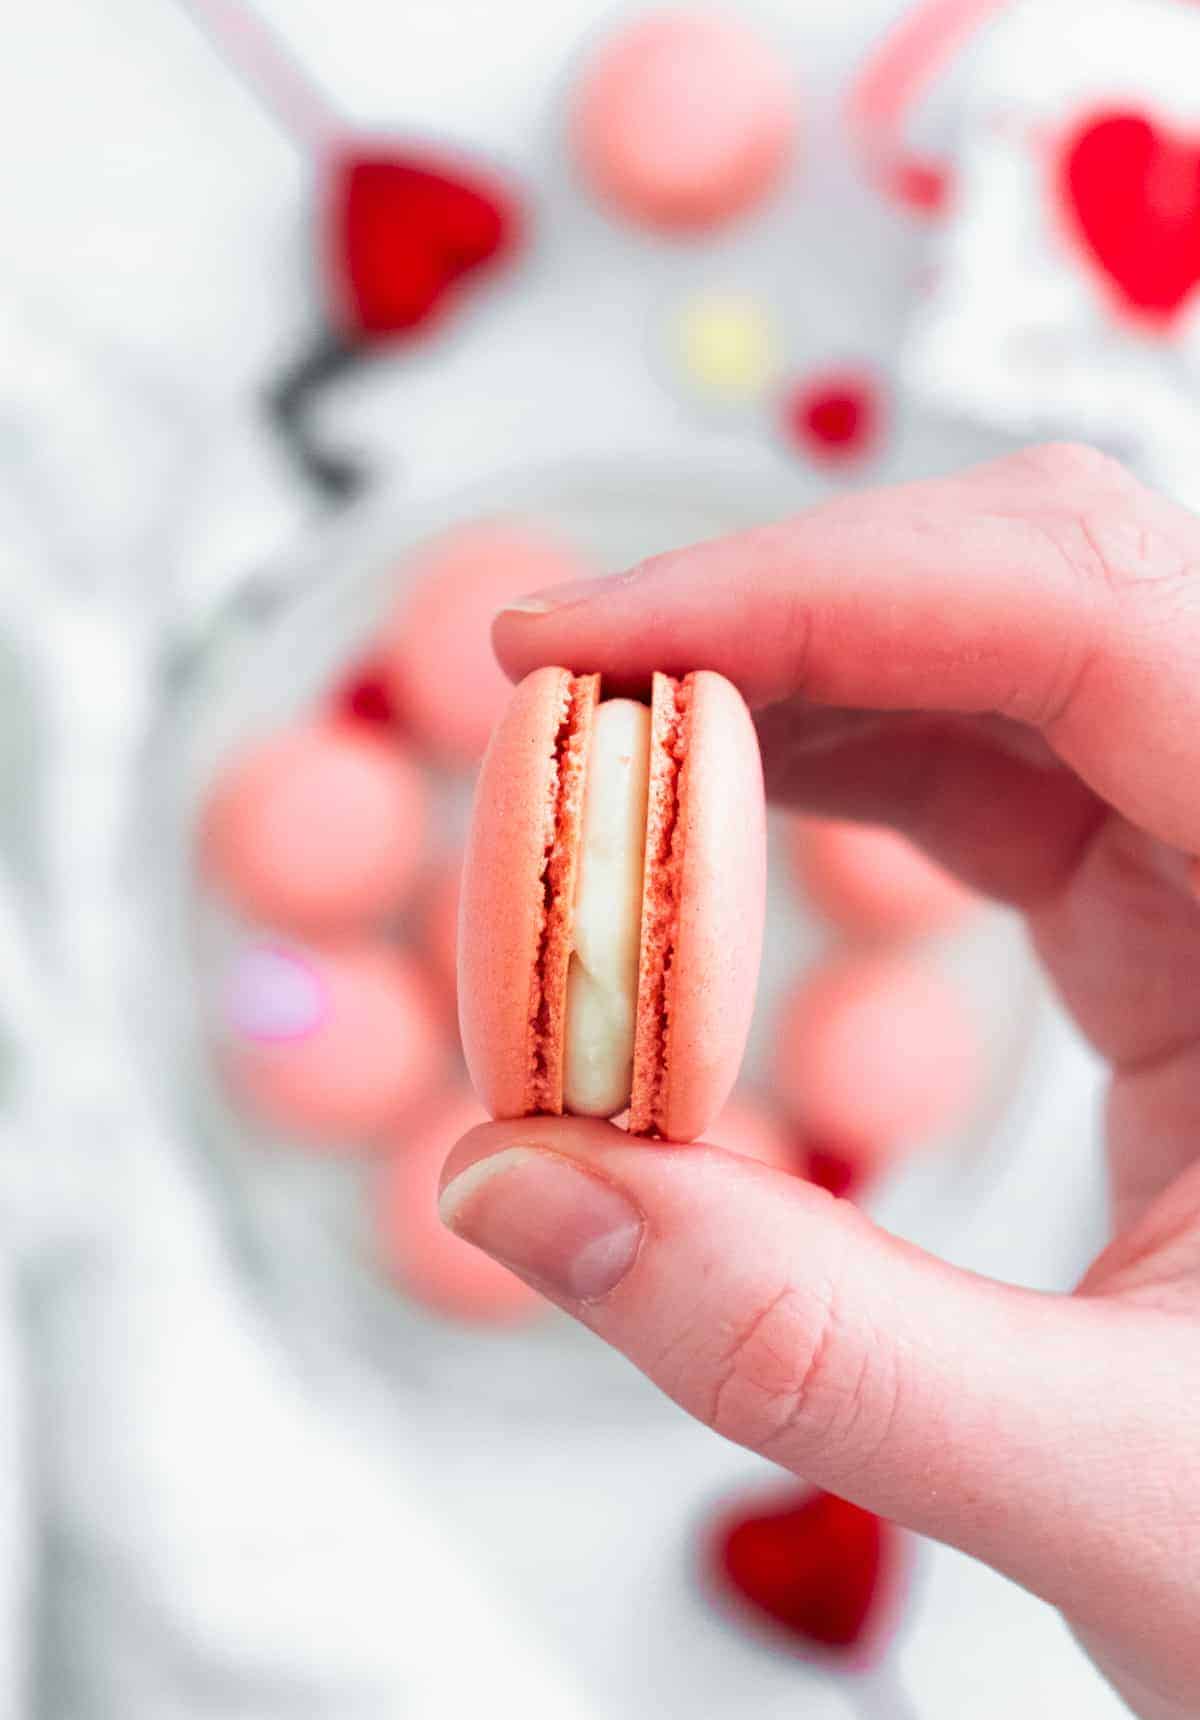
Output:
710,1487,901,1656
805,1142,866,1201
327,151,522,341
782,369,883,465
1059,109,1200,328
332,662,398,730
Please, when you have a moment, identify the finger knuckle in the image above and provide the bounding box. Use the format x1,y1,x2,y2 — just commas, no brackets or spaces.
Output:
693,1280,843,1459
1013,440,1135,494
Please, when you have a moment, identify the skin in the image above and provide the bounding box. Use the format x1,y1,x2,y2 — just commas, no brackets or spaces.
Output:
441,445,1200,1719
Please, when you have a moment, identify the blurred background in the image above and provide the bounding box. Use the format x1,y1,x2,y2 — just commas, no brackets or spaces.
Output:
5,0,1200,1714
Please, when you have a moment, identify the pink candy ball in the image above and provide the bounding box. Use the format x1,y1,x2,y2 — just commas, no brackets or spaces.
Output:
227,944,444,1143
773,955,981,1148
385,522,591,768
790,819,976,941
708,1091,796,1173
378,1089,541,1323
203,721,428,933
572,9,796,233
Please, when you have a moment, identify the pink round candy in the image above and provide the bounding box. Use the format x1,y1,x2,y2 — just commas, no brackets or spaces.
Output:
707,1091,795,1173
790,819,976,941
227,944,444,1143
203,721,428,933
572,10,796,233
773,955,981,1148
385,522,592,768
378,1089,541,1323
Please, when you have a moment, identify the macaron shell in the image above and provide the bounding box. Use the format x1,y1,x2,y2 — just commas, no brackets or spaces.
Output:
573,10,795,232
458,666,598,1118
633,670,766,1142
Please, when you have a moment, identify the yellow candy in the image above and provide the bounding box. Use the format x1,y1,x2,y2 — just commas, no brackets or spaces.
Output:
674,293,776,400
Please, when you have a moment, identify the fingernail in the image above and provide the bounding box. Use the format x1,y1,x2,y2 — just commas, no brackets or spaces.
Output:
439,1147,643,1302
496,571,623,618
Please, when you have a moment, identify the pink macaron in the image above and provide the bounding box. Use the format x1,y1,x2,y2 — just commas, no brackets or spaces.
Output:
225,942,444,1143
384,521,593,769
202,720,428,933
790,818,975,941
378,1088,542,1323
572,9,796,233
772,954,981,1150
459,666,766,1141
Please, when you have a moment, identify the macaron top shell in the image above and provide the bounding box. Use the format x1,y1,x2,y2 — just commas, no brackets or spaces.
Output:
458,666,598,1119
572,9,796,233
629,671,766,1140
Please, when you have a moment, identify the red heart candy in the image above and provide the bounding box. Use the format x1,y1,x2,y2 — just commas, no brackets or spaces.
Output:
332,661,398,730
781,369,883,465
327,151,522,340
1059,110,1200,328
710,1487,900,1655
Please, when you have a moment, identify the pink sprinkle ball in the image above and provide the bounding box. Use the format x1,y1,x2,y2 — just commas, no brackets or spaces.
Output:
226,944,445,1144
572,9,796,234
790,819,976,941
708,1092,796,1173
378,1089,541,1323
773,954,982,1149
202,721,428,934
384,521,593,769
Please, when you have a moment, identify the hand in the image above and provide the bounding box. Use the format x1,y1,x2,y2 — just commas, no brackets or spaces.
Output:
439,444,1200,1720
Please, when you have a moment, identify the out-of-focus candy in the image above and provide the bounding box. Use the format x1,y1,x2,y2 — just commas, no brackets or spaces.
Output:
332,660,400,730
226,945,444,1143
202,721,428,933
673,291,777,401
773,954,981,1148
781,368,883,464
224,943,328,1043
801,1137,871,1201
378,1088,542,1323
572,9,796,233
709,1486,903,1656
384,522,593,769
790,818,976,941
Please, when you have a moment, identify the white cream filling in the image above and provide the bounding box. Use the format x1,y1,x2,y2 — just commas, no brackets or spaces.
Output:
563,698,652,1116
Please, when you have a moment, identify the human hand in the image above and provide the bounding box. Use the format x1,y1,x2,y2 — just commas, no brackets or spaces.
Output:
440,445,1200,1719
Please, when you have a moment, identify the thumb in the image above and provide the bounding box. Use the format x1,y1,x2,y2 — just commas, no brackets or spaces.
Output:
438,1118,1179,1637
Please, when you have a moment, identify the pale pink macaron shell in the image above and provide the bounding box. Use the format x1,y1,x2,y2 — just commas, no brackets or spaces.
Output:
385,522,593,768
650,670,767,1142
573,9,796,232
228,944,444,1143
378,1089,541,1323
202,721,428,933
458,666,580,1119
791,818,976,940
773,954,982,1148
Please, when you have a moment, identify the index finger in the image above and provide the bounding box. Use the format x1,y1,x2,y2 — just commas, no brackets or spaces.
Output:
493,444,1200,854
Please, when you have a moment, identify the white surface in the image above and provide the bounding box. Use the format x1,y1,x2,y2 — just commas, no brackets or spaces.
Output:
0,1,1146,1717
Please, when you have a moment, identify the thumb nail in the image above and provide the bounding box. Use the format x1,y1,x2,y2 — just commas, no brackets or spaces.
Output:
439,1147,643,1302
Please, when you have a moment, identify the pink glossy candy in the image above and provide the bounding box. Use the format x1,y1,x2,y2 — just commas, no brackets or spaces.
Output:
227,944,444,1143
378,1089,541,1322
385,522,592,768
572,9,796,232
790,818,975,941
203,721,427,933
773,954,981,1148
